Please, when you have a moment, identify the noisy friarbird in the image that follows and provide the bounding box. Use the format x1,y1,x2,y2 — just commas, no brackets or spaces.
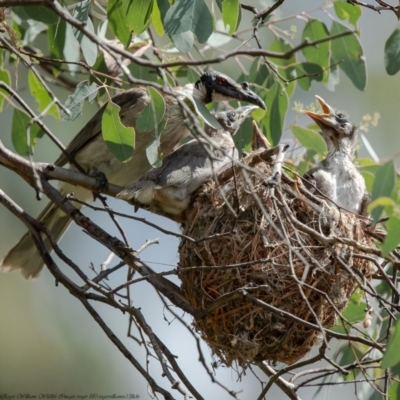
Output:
118,105,257,219
302,96,369,215
2,72,265,279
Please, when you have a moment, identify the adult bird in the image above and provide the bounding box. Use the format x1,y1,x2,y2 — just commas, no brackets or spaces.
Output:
118,105,257,220
2,72,265,279
302,95,368,215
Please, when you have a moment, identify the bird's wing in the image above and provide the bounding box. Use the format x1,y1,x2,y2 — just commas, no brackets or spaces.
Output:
155,141,209,187
55,88,149,167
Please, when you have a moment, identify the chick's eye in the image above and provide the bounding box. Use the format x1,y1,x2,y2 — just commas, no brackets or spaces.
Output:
335,113,348,124
241,82,249,90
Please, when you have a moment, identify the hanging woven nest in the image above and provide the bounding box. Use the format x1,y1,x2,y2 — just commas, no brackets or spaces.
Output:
178,147,373,367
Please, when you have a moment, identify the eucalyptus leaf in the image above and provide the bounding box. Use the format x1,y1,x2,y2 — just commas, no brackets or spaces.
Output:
370,160,396,222
170,31,194,52
164,0,213,50
152,0,165,36
180,90,221,129
28,70,60,120
136,87,166,133
61,81,100,121
268,38,296,97
222,0,239,34
261,82,287,146
48,19,66,61
0,69,11,112
72,0,97,66
11,109,42,156
288,63,323,91
334,0,362,27
130,0,153,35
107,0,133,47
301,19,330,83
102,102,135,163
291,125,327,156
13,5,58,25
331,21,366,91
382,215,400,256
385,23,400,76
382,318,400,368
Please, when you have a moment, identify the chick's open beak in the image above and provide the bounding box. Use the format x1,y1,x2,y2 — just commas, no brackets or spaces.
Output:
301,95,337,130
234,105,258,125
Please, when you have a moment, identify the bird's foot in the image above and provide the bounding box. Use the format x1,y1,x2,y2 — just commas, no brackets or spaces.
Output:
94,171,109,193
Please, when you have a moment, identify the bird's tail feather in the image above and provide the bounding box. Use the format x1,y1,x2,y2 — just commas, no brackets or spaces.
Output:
1,201,77,279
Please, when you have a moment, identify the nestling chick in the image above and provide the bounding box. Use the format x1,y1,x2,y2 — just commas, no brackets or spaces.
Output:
302,96,369,215
118,106,257,218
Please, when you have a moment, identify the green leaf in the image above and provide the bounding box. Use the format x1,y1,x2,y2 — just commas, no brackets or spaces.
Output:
130,0,153,35
291,125,327,156
334,0,362,27
382,318,400,368
61,81,100,121
382,215,400,256
13,5,59,25
331,21,367,91
152,0,165,36
371,160,396,223
164,0,213,51
0,69,11,112
288,62,323,91
301,19,330,83
330,291,366,333
261,82,288,146
180,90,222,129
389,381,400,400
48,19,67,62
107,0,133,47
146,119,166,167
222,0,239,34
269,37,296,66
385,23,400,76
268,38,296,97
102,102,135,163
136,87,166,133
28,70,60,120
128,61,158,82
156,0,170,23
146,136,163,168
11,109,42,156
72,0,97,66
367,196,396,212
170,31,194,52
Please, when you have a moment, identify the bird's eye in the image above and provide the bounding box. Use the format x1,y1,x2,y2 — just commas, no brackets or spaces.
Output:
242,82,249,90
217,78,228,86
230,112,236,118
335,113,348,123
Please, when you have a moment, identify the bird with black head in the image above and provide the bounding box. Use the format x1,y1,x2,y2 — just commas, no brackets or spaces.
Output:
1,72,265,279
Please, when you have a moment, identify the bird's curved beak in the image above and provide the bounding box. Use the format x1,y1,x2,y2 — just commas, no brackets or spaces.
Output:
236,85,266,110
217,81,266,110
302,95,338,130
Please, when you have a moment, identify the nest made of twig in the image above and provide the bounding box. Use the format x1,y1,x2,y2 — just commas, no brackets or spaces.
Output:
178,149,373,367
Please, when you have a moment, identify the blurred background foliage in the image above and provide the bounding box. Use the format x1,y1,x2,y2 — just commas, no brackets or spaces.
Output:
1,0,400,399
